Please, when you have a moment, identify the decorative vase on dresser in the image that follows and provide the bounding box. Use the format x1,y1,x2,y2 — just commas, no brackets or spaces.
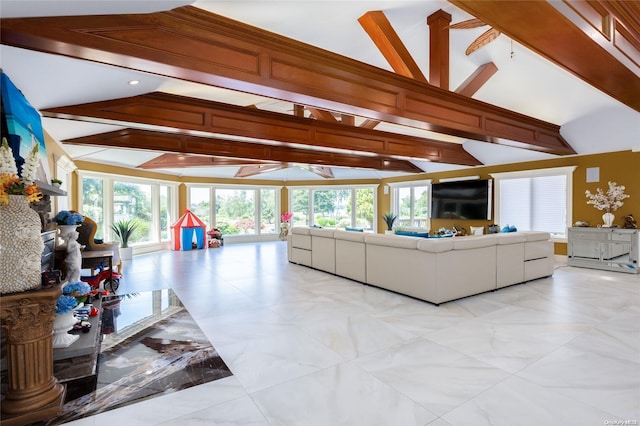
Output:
602,212,615,228
0,194,44,294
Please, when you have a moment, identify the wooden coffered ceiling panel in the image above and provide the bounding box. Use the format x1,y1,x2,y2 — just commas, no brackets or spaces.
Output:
449,0,640,112
62,129,426,173
42,92,481,166
0,5,575,156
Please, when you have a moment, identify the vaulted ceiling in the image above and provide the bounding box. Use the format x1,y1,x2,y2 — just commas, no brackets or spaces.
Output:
1,1,638,181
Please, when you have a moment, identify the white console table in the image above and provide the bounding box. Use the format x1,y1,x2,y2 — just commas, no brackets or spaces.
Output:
568,227,639,274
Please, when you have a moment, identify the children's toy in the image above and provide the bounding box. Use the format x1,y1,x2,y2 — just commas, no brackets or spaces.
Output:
81,262,121,292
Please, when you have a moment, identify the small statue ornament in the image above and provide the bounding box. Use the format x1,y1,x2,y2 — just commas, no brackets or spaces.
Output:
623,215,637,229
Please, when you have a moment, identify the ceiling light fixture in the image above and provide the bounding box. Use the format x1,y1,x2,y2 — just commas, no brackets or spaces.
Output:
128,80,140,85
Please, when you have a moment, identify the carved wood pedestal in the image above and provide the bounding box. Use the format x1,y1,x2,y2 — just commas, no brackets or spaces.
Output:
1,285,65,426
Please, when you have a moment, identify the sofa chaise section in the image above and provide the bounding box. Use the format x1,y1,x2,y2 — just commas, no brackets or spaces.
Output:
365,234,434,301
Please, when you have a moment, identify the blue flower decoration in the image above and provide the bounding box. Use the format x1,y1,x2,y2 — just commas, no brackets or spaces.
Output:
62,281,91,296
55,295,78,314
53,210,84,225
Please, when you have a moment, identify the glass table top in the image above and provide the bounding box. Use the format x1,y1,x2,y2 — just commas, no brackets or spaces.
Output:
48,289,232,425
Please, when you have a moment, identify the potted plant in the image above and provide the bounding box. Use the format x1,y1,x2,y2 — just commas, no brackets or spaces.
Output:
112,219,139,260
51,178,63,188
382,212,397,234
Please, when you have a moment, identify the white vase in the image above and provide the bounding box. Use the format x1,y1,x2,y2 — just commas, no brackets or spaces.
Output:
52,311,79,348
279,222,290,241
0,195,44,294
602,212,615,228
120,246,133,260
57,224,79,247
385,230,394,235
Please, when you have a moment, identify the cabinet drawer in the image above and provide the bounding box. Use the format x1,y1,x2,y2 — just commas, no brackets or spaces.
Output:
611,232,632,242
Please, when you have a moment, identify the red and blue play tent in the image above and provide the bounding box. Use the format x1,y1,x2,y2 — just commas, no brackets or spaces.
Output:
170,209,207,251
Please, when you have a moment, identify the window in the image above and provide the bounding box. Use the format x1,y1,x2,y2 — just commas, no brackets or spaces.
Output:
289,186,377,231
215,188,256,235
80,173,178,250
389,180,431,229
186,185,279,238
491,166,576,240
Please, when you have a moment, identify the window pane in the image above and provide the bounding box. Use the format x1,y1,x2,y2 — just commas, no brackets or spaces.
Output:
189,187,211,227
413,185,429,228
261,188,276,234
499,178,531,230
81,177,105,239
216,189,256,235
397,187,411,228
313,189,351,228
160,186,171,241
114,181,153,244
354,188,374,230
291,189,309,227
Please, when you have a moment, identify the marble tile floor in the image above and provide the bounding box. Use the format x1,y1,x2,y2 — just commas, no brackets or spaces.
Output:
63,241,639,426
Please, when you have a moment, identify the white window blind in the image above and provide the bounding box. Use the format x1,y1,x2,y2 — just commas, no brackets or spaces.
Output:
492,167,576,239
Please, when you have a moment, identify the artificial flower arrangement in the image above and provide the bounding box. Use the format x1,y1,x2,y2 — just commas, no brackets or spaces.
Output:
585,181,629,212
0,137,42,205
56,281,93,310
281,212,293,223
55,294,79,314
53,210,85,225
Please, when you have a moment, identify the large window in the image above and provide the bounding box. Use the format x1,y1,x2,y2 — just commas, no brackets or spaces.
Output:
187,185,279,237
492,166,576,240
390,181,430,229
80,174,178,249
290,186,376,231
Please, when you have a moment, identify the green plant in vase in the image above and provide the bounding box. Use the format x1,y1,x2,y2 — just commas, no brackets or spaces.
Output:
111,219,139,248
382,211,397,231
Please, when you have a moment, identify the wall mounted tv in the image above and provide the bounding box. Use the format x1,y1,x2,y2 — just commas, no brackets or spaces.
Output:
430,179,492,220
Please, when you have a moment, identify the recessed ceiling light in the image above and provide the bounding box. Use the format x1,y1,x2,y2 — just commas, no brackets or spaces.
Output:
128,80,140,85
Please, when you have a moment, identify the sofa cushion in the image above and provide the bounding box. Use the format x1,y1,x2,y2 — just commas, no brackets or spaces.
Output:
496,233,527,245
345,227,364,232
291,227,311,235
521,231,551,242
395,230,429,238
452,234,499,250
417,238,454,253
334,230,366,242
310,228,335,238
364,233,419,249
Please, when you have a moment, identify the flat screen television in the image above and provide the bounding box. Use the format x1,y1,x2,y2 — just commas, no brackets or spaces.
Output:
430,179,492,220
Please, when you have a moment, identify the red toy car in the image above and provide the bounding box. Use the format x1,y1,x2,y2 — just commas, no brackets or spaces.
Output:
81,263,121,292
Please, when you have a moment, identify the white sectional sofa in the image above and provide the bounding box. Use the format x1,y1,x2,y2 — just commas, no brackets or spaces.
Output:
288,227,554,305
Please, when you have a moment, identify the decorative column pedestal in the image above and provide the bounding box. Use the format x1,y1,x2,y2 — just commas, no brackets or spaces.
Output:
0,285,65,426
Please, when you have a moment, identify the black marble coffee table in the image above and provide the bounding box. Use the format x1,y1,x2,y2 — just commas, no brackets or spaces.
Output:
47,289,232,425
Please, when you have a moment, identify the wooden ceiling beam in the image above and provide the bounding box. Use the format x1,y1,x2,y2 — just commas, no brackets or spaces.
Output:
235,164,287,177
138,153,271,169
62,128,426,173
449,0,640,111
0,6,574,154
455,62,499,97
306,107,338,122
427,10,452,90
358,11,429,83
42,92,481,166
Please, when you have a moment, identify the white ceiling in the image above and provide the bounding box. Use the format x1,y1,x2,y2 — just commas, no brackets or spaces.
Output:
1,0,638,181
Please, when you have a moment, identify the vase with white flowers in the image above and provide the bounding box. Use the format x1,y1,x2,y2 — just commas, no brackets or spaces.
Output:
585,181,630,228
0,137,44,294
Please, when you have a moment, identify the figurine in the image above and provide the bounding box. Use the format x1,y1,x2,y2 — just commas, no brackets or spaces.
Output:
623,215,637,229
